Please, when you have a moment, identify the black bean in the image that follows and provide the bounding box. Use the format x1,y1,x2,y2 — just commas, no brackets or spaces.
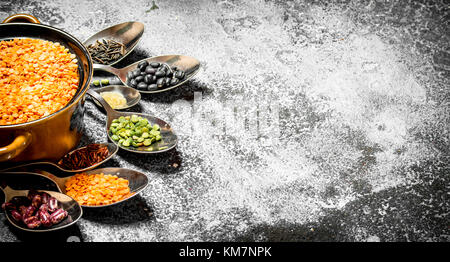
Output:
156,78,165,88
147,84,158,91
132,69,141,78
137,82,148,90
129,79,137,88
155,70,165,77
127,71,134,80
159,65,167,72
170,78,179,85
144,74,154,84
174,71,182,79
150,62,160,68
140,71,146,76
171,66,178,71
166,70,173,77
135,75,144,82
175,70,184,79
145,66,156,74
164,77,172,86
138,61,149,71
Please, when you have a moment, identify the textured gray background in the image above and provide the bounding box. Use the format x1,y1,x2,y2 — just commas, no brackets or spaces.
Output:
0,0,449,242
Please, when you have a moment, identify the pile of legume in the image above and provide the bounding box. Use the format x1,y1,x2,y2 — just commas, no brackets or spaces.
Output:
109,115,162,149
126,61,185,91
100,91,127,109
65,173,133,206
2,190,68,229
0,38,79,125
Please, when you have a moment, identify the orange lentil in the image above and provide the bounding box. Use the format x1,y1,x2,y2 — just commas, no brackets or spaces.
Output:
64,173,134,206
0,38,79,125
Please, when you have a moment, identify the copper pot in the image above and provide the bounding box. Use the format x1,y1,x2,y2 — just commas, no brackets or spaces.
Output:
0,14,93,163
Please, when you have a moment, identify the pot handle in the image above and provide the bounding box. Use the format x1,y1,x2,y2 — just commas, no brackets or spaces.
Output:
2,14,40,24
0,132,32,162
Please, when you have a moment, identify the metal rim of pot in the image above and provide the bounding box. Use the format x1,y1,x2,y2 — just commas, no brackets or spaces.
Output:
0,14,93,162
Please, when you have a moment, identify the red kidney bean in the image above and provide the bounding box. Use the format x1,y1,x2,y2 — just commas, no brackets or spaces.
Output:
11,196,30,207
48,197,58,213
24,216,41,229
27,221,41,229
40,192,51,204
3,191,69,229
19,205,27,216
23,206,36,219
23,215,38,224
39,203,49,213
38,210,52,227
2,202,16,211
10,210,22,222
50,208,68,224
31,194,42,208
27,189,39,200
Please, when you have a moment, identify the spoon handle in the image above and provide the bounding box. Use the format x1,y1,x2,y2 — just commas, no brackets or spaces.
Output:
31,170,67,193
86,89,118,117
0,185,16,197
0,171,66,194
93,63,122,76
0,161,57,173
0,184,27,200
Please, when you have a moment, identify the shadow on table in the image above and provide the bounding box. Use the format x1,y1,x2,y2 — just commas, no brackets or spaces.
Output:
81,195,155,225
1,217,84,242
109,147,183,176
233,160,449,242
140,79,212,105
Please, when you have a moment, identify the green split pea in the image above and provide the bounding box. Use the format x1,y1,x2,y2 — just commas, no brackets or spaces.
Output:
93,79,109,86
109,115,161,148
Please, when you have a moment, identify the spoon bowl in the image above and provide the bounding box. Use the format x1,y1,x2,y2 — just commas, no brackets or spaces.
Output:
83,21,144,66
94,54,201,94
16,167,149,208
1,185,82,232
87,89,178,153
0,143,118,173
93,85,141,110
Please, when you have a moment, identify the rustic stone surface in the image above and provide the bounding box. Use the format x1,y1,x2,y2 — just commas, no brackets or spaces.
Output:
0,0,448,242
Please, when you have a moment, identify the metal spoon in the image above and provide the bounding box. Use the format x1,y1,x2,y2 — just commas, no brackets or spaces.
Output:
93,54,201,94
87,89,178,153
0,143,118,173
24,167,148,208
92,85,141,110
83,21,144,66
1,184,82,232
